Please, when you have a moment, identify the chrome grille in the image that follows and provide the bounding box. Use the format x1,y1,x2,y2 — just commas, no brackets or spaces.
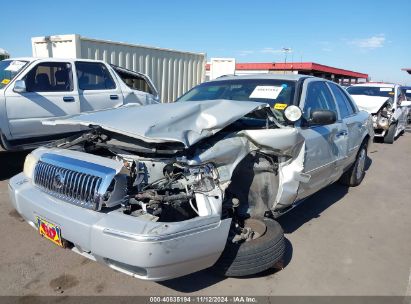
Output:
33,153,117,210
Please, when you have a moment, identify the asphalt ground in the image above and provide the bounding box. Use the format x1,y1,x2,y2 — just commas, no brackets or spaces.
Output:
0,126,410,297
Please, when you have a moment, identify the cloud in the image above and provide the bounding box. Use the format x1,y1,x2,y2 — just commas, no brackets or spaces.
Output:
349,34,385,49
236,47,292,57
238,50,254,56
260,47,285,54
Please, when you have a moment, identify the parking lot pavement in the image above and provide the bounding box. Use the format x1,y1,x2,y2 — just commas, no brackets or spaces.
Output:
0,129,410,297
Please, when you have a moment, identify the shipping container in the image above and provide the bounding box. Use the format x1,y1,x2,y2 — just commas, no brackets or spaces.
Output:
31,34,206,102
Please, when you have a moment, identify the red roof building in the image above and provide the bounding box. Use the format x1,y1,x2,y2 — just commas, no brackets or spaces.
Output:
206,61,368,84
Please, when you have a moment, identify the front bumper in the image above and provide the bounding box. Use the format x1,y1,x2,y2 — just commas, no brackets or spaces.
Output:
8,173,231,281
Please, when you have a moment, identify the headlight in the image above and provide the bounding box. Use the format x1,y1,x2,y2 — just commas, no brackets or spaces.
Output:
284,105,302,122
23,153,37,179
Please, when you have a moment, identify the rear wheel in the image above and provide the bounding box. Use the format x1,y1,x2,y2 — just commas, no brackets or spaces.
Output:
212,217,285,277
339,143,367,187
384,123,397,144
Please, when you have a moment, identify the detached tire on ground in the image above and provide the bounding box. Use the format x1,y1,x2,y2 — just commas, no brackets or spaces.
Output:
384,123,397,144
339,142,367,187
212,217,285,277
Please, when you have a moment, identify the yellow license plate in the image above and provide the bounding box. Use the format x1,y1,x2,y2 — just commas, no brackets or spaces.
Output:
36,217,63,247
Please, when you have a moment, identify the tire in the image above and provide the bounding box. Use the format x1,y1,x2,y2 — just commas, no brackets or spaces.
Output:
384,123,397,144
339,142,367,187
212,217,285,277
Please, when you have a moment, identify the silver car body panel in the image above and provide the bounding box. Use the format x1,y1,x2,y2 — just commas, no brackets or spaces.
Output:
46,99,269,147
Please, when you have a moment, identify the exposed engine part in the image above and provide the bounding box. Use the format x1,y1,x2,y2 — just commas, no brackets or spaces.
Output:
135,191,194,203
116,158,221,222
373,103,394,130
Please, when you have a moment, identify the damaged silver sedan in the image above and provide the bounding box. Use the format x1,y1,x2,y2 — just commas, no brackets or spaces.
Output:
8,74,374,281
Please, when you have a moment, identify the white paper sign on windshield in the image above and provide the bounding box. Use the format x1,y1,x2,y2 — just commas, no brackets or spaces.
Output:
379,87,393,92
406,90,411,93
4,61,26,72
250,86,283,99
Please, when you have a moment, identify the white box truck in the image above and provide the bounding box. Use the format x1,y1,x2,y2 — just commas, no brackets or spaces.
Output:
32,34,206,102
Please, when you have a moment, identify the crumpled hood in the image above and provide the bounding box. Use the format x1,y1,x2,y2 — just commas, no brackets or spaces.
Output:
45,100,269,147
351,95,391,114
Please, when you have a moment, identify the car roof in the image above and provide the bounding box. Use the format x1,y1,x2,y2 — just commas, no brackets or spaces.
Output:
350,82,397,88
5,57,107,64
209,73,313,82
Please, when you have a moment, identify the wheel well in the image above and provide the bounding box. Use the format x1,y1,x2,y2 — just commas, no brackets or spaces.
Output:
0,129,9,151
223,152,279,218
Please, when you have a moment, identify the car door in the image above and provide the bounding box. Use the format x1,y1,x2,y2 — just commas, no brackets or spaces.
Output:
328,82,362,169
296,80,347,200
75,61,123,112
5,61,80,139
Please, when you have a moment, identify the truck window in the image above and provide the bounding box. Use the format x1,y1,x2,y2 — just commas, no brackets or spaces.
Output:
24,62,73,92
115,69,153,94
75,62,116,90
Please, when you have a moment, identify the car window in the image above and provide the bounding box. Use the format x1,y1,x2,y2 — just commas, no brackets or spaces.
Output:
24,62,73,92
114,69,153,94
402,88,411,100
328,83,354,118
303,81,337,120
75,62,116,90
397,87,406,102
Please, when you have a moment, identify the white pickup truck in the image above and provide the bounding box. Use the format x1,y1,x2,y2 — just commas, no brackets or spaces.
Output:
0,58,159,151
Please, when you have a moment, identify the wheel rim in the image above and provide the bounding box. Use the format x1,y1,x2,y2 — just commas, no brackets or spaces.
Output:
243,218,267,240
356,148,366,180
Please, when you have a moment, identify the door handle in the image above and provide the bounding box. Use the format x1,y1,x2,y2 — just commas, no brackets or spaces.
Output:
110,95,119,100
63,96,75,102
336,130,348,137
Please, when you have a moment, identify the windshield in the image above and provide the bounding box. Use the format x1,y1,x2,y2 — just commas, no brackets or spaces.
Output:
0,60,28,89
347,86,395,98
177,79,296,123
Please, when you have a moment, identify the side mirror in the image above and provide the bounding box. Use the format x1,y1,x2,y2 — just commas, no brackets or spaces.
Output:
309,110,337,126
13,80,26,93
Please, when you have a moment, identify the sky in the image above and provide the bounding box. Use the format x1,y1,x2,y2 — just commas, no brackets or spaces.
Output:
1,0,410,84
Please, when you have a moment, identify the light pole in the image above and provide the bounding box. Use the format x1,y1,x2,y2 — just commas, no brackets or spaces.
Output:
281,48,292,74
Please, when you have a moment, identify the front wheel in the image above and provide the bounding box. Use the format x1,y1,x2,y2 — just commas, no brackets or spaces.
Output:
211,217,285,277
384,123,397,144
339,143,367,187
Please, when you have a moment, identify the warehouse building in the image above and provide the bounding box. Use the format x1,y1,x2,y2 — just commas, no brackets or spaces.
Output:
206,58,368,84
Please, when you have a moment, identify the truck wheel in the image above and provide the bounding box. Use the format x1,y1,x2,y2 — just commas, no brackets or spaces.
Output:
339,143,367,187
212,217,285,277
383,123,397,144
